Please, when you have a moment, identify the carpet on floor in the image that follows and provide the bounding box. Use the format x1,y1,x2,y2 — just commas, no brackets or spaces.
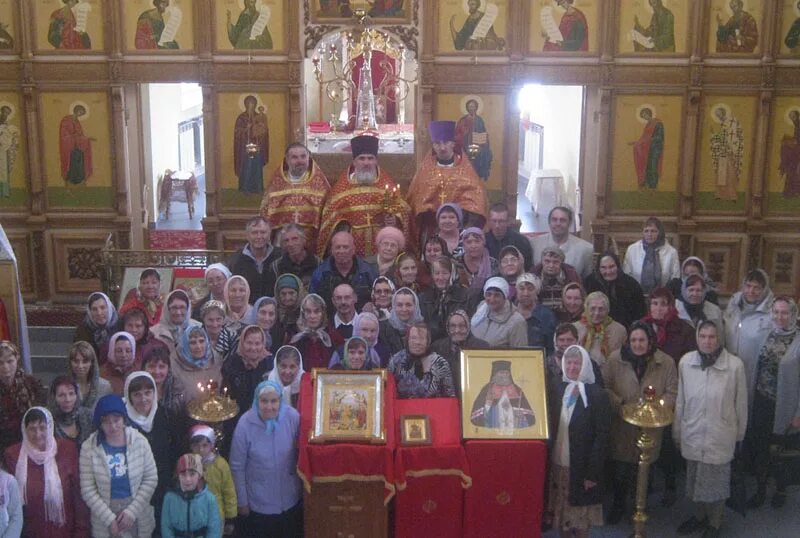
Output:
148,230,207,250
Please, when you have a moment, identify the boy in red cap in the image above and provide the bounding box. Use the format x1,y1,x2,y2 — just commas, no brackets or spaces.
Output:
160,453,222,538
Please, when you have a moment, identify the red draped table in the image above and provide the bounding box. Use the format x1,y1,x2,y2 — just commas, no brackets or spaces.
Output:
394,398,471,538
463,440,548,538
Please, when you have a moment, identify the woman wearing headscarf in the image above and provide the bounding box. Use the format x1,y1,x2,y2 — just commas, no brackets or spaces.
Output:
74,292,118,357
389,322,455,399
0,459,23,537
0,341,46,452
431,310,489,393
557,282,586,324
622,217,680,294
470,277,528,348
602,322,678,523
573,292,627,366
266,345,305,409
123,371,175,533
641,287,696,364
498,245,525,301
79,394,158,538
743,297,800,509
514,273,557,356
48,375,94,447
151,290,202,357
171,325,223,403
419,256,478,342
120,268,165,326
456,227,498,292
434,203,464,257
99,331,138,396
667,256,720,306
371,226,405,276
246,296,282,355
66,341,112,411
108,307,167,371
3,407,89,538
222,276,253,334
545,345,610,538
289,294,341,371
583,251,647,329
674,320,747,537
200,300,236,359
331,337,374,371
192,263,232,320
676,274,724,335
380,287,425,356
362,276,395,322
329,312,387,369
229,380,302,538
274,273,304,337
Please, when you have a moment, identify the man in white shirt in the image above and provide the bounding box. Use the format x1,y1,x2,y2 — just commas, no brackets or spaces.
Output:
529,206,594,279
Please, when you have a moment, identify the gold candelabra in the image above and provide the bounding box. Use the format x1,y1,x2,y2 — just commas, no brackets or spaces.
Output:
622,385,674,538
186,379,240,450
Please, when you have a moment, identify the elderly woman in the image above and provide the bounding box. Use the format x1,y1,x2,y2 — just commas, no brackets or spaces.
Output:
622,217,680,294
545,345,610,538
389,322,456,399
435,203,464,256
499,245,526,301
331,337,374,371
381,287,425,356
419,257,478,341
172,325,223,403
667,256,720,306
362,276,395,322
642,287,696,363
431,310,489,392
744,297,800,508
247,296,281,354
99,331,138,396
223,276,253,334
674,321,747,537
230,380,303,538
470,277,528,348
79,394,158,538
4,407,89,538
67,341,112,411
457,227,498,292
150,289,202,357
602,322,678,523
371,226,405,276
119,268,165,326
275,273,304,336
192,263,231,319
74,292,118,356
557,282,586,324
0,341,46,452
200,300,236,359
584,251,647,329
48,375,94,447
289,293,341,370
533,246,581,311
515,273,557,355
266,345,305,409
573,292,627,366
676,274,724,335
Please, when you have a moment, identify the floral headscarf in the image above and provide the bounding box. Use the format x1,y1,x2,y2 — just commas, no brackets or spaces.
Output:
579,291,613,357
84,292,118,350
291,294,331,347
178,326,213,369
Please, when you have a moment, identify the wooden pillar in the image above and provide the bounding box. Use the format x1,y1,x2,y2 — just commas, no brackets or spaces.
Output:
504,85,520,214
201,84,220,249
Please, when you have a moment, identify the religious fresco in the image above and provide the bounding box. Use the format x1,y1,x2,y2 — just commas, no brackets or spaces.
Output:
0,0,16,53
529,0,599,53
124,0,194,51
34,0,104,52
766,97,800,214
617,0,690,55
41,92,113,208
780,0,800,54
310,0,411,22
695,95,756,213
214,0,286,52
610,95,683,212
435,93,505,193
0,93,27,208
217,92,287,207
708,0,763,55
436,0,509,54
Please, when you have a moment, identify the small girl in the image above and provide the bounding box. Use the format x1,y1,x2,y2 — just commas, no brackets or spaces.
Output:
189,425,236,536
160,453,222,538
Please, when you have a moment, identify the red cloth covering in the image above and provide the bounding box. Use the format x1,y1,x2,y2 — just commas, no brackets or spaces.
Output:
463,440,548,538
297,372,397,504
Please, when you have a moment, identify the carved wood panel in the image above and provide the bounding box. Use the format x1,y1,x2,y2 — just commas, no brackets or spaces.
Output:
761,235,800,298
692,234,747,296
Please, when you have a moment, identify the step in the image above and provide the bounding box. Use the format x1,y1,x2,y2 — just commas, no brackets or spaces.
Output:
28,326,76,343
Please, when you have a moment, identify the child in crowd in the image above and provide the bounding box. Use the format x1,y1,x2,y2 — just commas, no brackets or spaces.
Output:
189,425,237,536
160,453,221,538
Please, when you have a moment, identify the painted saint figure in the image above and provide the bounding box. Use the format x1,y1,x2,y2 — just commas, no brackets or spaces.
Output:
135,0,179,49
234,95,269,194
786,1,800,53
455,99,493,182
779,109,800,197
630,107,664,189
542,0,589,52
715,0,759,53
59,104,94,185
0,20,14,49
470,360,535,432
709,105,744,201
450,0,506,51
632,0,675,52
0,106,19,198
48,0,91,50
227,0,273,50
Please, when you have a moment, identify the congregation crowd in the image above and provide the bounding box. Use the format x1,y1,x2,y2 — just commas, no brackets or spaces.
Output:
0,125,798,538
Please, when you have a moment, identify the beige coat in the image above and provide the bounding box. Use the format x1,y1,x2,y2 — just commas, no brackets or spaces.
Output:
573,320,627,366
602,349,678,463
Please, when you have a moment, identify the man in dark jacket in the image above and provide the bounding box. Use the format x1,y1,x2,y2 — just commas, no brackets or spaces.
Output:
267,223,321,291
227,216,282,302
484,203,533,270
309,231,377,316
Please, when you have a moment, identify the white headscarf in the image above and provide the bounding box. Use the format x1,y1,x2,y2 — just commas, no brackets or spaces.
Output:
267,345,305,406
123,371,159,433
561,345,596,409
15,407,66,527
204,263,232,280
388,287,424,332
471,276,510,329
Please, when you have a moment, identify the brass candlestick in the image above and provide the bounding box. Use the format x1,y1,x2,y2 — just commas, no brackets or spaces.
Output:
186,379,240,448
622,385,674,538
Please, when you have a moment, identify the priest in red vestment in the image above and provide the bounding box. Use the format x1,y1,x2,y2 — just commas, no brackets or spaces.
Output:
317,135,411,258
407,120,487,248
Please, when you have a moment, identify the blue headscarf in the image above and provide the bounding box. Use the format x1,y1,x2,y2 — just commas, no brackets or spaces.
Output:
252,379,284,434
178,325,212,369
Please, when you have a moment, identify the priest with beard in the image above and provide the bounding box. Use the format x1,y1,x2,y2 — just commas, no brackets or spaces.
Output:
470,360,535,433
407,120,488,249
317,134,411,258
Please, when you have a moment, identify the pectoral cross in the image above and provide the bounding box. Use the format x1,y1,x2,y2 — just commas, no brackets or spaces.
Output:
292,210,302,223
438,172,447,205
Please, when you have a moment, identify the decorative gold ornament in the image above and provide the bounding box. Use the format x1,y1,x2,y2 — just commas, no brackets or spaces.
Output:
186,379,240,424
